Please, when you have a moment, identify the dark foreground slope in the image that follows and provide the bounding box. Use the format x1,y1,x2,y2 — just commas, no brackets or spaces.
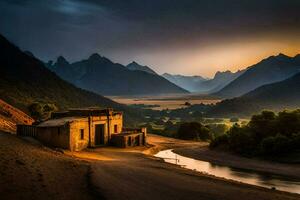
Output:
0,34,141,124
209,72,300,117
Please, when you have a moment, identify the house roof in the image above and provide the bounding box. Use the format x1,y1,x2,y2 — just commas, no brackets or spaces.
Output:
37,117,87,127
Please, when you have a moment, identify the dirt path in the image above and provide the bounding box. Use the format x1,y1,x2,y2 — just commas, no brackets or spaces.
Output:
1,132,299,200
0,132,101,200
71,134,300,200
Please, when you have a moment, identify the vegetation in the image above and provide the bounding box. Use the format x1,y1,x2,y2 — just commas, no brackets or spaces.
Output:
28,102,57,121
210,110,300,158
177,122,210,141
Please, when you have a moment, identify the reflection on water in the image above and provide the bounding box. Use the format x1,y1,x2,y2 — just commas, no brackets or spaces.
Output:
154,149,300,194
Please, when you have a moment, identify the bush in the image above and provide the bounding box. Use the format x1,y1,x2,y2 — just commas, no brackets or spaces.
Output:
28,102,57,121
209,134,228,148
260,134,292,155
208,123,229,138
177,122,210,141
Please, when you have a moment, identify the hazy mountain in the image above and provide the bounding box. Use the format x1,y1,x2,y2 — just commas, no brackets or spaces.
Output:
126,61,157,75
162,73,207,92
208,72,300,117
0,34,143,124
214,54,300,98
48,54,188,96
197,70,245,93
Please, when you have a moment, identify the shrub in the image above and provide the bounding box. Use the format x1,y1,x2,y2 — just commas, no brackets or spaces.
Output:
28,102,57,121
177,122,210,141
209,134,228,148
208,123,229,138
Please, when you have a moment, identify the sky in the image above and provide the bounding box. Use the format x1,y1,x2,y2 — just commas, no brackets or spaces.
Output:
0,0,299,77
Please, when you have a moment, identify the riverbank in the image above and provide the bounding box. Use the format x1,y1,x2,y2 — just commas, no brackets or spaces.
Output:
174,146,300,179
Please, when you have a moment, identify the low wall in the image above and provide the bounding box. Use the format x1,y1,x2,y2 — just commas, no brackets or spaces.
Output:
16,125,37,137
111,132,145,148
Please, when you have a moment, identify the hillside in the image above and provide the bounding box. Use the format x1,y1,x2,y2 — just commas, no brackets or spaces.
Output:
0,34,143,124
48,54,188,96
126,61,157,75
208,72,300,117
0,99,34,133
215,54,300,98
162,73,207,92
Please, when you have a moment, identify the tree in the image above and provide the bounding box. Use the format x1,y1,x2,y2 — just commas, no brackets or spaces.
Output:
28,102,57,121
177,122,210,141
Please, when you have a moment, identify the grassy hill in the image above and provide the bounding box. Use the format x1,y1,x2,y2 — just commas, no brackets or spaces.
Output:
0,34,143,125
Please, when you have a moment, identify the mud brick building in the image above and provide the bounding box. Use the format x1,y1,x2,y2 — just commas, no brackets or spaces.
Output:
17,108,146,151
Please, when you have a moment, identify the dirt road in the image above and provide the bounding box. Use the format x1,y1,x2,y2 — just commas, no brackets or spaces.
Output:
73,135,300,200
1,132,299,200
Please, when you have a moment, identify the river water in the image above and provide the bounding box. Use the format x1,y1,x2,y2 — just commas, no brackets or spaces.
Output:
154,149,300,194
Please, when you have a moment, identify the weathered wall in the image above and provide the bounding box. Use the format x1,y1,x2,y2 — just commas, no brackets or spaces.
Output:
111,114,123,135
89,114,123,146
111,133,144,148
90,116,109,146
69,120,89,151
36,126,70,149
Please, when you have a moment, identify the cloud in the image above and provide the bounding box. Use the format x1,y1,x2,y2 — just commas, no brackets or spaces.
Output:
0,0,299,76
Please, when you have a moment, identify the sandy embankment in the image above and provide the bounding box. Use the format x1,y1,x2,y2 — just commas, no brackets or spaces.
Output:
145,134,300,179
0,132,102,200
173,146,300,179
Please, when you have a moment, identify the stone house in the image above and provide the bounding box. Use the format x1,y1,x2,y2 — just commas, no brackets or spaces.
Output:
17,108,146,151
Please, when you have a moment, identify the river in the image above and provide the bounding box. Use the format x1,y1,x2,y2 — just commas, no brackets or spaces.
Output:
155,149,300,194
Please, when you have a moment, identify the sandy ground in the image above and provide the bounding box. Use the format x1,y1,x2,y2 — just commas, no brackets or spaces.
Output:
174,146,300,179
1,132,299,200
0,132,102,200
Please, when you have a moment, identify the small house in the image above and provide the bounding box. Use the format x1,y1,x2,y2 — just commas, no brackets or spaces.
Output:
17,108,146,151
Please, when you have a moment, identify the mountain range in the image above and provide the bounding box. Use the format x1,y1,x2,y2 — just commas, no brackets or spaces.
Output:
162,73,208,92
209,72,300,117
47,55,188,96
214,54,300,98
163,70,244,93
0,34,144,124
198,70,245,93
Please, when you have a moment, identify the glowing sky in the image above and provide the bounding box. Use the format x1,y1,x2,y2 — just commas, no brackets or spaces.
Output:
1,0,299,77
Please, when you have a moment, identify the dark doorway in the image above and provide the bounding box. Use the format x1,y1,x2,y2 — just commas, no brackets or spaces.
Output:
95,124,105,145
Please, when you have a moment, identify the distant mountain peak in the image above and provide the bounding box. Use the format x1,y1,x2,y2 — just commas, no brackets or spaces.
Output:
277,53,289,57
130,61,138,65
88,53,102,61
56,56,69,66
126,61,157,75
